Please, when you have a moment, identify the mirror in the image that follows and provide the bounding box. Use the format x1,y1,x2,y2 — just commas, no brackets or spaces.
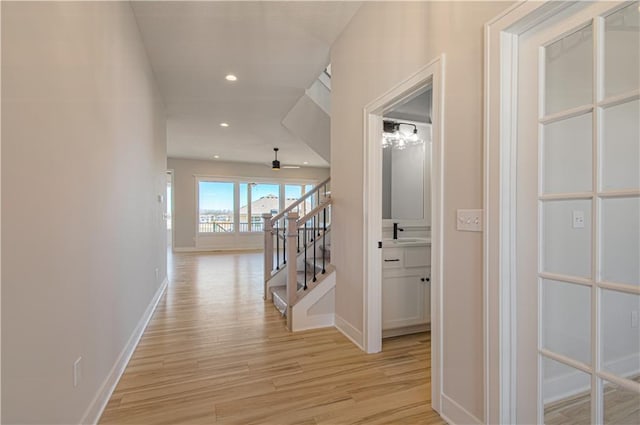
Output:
382,87,432,224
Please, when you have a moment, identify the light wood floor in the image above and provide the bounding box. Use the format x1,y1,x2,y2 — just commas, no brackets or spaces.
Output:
545,376,640,425
99,251,444,425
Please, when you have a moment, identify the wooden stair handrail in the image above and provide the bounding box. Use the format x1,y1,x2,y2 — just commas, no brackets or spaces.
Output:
297,197,332,226
270,177,330,223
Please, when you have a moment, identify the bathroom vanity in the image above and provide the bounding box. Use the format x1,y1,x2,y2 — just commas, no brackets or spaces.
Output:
381,109,432,338
381,238,431,337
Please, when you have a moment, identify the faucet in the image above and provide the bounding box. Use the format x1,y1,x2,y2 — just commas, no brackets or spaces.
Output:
393,223,404,240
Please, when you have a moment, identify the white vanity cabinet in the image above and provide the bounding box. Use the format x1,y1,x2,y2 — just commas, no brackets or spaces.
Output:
382,244,431,334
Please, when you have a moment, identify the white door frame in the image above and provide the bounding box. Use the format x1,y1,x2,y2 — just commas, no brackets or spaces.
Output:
167,169,174,252
362,56,444,413
483,1,631,423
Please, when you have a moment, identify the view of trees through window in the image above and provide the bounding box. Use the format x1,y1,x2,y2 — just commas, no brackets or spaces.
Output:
198,180,316,233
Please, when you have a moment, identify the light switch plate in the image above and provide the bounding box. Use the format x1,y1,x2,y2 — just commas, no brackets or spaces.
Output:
457,209,483,232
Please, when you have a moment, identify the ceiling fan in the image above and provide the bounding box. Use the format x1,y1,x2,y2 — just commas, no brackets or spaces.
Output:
270,147,300,170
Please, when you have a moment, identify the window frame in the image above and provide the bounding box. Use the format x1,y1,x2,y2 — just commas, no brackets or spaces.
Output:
194,175,320,237
196,177,237,234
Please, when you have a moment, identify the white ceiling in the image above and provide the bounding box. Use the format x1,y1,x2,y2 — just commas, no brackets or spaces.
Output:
131,1,362,168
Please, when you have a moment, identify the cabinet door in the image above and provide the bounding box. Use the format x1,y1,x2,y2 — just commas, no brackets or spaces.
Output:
382,275,427,329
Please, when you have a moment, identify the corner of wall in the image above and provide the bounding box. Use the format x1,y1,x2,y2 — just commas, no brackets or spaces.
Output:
334,314,364,351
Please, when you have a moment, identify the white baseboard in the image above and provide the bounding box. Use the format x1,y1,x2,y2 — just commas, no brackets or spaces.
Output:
79,277,168,425
173,246,262,253
441,393,483,425
293,313,335,331
335,313,364,351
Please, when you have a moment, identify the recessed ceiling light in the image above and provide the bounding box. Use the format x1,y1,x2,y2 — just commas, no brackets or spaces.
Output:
220,122,229,127
225,74,237,82
303,161,309,165
213,155,220,159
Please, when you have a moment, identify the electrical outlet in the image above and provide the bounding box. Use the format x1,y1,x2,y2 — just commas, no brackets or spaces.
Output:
457,209,483,232
73,357,82,388
572,210,585,229
632,311,638,328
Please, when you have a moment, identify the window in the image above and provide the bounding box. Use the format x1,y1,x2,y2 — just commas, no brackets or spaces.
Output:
285,184,303,210
239,183,249,232
197,178,318,235
251,183,280,224
198,181,234,233
304,184,315,214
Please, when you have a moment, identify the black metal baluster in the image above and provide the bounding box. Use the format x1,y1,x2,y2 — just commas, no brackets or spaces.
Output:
311,215,314,242
313,213,317,282
275,221,280,270
283,218,287,265
304,221,308,290
322,207,326,274
317,191,321,237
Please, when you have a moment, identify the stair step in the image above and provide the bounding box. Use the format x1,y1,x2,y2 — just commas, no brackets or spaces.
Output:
271,287,287,316
304,259,326,272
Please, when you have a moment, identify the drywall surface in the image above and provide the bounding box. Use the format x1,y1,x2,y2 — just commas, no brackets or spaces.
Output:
282,93,331,163
331,1,512,421
1,2,167,423
168,158,329,249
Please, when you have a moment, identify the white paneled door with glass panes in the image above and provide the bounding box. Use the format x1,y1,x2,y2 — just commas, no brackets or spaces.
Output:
516,2,639,424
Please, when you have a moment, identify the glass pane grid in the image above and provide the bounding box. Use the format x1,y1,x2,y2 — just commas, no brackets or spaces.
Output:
539,198,593,279
603,3,640,98
538,5,640,423
599,98,640,192
544,22,594,116
597,196,640,287
541,279,592,365
538,14,598,425
540,112,593,195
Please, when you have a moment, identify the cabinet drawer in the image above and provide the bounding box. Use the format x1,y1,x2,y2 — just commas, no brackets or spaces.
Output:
383,266,428,279
382,247,403,268
404,246,431,267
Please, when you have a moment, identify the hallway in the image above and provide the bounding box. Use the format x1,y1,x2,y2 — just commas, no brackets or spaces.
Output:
99,252,442,424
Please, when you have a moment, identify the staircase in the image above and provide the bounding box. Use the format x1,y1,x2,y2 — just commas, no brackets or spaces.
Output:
262,178,335,331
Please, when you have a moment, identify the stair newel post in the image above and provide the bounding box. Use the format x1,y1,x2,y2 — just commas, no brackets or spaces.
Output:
285,212,299,331
262,213,274,300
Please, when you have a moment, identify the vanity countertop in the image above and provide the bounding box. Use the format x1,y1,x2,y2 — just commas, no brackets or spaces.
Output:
382,237,431,248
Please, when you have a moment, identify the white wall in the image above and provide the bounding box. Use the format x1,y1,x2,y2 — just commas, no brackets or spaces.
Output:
282,86,331,163
330,2,512,422
2,2,167,423
168,158,329,250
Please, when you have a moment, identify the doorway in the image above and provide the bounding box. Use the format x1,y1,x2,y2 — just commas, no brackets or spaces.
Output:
486,2,639,423
380,87,432,337
166,170,173,249
363,57,444,412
